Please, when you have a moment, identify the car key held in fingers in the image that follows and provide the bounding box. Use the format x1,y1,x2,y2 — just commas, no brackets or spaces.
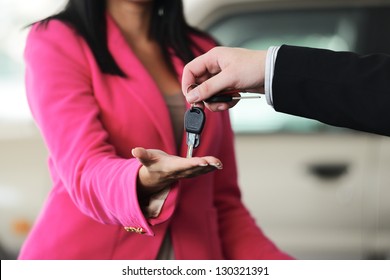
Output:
184,106,206,158
205,90,261,103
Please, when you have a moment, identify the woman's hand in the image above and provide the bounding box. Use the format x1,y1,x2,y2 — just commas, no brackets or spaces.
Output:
131,147,223,197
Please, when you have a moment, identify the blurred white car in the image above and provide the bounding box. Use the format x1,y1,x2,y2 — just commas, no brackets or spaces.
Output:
183,0,390,259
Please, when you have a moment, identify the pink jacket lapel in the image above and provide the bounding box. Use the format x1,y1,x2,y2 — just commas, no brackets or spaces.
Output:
105,15,182,154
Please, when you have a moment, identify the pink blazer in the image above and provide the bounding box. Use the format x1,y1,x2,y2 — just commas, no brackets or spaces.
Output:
19,16,292,260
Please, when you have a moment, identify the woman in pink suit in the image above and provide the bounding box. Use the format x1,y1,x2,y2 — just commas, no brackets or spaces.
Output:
19,0,292,260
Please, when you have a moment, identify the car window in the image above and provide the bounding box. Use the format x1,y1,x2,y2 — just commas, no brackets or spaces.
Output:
207,7,388,133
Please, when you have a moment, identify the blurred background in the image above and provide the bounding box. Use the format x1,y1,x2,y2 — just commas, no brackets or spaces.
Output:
1,0,390,259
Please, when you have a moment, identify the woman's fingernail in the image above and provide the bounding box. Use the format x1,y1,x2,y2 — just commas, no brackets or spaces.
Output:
198,163,208,167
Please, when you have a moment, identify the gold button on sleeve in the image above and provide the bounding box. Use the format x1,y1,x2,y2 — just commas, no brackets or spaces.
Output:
124,226,146,234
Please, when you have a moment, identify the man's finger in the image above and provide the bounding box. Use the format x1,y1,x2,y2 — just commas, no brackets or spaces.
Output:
185,71,236,103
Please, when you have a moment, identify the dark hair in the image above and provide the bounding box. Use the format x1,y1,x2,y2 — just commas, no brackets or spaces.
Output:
38,0,210,77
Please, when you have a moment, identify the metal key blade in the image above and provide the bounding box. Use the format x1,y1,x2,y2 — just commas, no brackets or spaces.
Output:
186,132,199,158
186,145,194,158
186,134,194,158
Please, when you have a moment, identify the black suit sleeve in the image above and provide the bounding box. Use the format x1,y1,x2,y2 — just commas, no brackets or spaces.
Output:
272,45,390,136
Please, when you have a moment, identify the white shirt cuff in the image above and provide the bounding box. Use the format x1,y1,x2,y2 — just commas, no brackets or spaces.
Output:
265,46,281,107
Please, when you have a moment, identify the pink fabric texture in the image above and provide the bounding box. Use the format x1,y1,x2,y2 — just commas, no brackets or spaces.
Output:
19,16,293,260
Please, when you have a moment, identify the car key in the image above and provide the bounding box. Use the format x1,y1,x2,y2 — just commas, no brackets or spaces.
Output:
205,92,261,103
184,106,206,158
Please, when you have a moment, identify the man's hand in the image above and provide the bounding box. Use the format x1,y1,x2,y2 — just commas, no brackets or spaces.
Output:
182,46,267,111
